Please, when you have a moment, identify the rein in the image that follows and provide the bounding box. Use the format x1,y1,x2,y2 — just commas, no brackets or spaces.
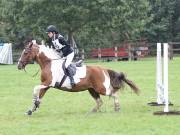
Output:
51,58,64,61
21,58,63,78
19,44,63,77
23,66,40,77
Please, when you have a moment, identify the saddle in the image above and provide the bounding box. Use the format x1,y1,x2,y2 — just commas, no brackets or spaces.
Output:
54,60,83,88
62,59,83,76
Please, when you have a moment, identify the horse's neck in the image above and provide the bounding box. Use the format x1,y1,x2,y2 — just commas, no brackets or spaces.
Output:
35,45,63,69
38,45,61,59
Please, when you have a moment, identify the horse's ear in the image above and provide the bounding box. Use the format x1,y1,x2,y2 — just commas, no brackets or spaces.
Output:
29,41,33,48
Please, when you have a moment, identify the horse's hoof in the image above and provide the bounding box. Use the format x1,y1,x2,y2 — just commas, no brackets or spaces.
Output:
91,108,98,113
115,108,120,112
25,110,32,115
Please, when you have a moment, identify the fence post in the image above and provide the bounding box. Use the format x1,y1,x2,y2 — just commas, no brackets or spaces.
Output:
168,43,173,60
81,49,85,60
128,44,132,61
114,46,118,61
98,48,101,60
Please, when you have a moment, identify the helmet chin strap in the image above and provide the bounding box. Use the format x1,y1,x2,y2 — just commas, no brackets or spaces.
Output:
53,33,56,40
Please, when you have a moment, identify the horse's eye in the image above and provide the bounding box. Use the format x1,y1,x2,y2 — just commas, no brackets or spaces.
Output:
24,48,30,54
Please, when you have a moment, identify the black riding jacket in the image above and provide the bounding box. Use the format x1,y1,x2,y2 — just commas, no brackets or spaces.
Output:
50,34,73,57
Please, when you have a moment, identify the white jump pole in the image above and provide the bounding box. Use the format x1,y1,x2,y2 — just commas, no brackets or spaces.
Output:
163,43,169,112
156,43,164,104
154,43,180,115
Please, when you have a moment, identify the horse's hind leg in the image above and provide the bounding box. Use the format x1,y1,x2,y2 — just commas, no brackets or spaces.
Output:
88,88,103,112
112,90,120,112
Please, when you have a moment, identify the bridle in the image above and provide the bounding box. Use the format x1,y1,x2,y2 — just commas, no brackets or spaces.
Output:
18,43,63,77
18,46,37,75
18,47,32,67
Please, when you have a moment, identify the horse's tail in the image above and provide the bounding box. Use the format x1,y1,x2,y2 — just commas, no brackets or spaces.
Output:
107,69,140,94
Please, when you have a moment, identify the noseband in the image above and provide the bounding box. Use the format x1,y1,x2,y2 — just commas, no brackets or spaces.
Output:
18,60,30,66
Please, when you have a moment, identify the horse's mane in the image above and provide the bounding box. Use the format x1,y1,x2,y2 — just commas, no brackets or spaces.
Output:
38,45,61,60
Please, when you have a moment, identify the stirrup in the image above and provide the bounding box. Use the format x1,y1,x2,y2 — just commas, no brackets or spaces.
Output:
69,77,75,87
71,83,76,87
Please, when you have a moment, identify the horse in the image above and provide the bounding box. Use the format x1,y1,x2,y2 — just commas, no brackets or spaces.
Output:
17,41,140,115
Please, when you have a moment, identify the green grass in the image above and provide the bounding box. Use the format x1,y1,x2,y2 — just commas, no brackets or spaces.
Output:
1,57,180,135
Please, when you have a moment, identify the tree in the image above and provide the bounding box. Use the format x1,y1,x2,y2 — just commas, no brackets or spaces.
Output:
1,0,167,52
144,0,180,42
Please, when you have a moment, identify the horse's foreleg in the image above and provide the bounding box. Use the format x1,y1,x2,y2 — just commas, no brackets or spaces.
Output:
112,90,120,112
88,88,103,112
26,85,48,115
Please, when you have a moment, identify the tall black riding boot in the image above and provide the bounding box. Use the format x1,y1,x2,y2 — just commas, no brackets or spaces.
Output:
69,76,75,87
66,67,76,87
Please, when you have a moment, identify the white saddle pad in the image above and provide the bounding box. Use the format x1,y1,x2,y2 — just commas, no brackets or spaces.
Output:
74,65,86,79
61,65,86,88
50,61,86,89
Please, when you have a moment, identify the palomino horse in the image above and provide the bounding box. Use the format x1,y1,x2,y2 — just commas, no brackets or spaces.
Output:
17,41,139,115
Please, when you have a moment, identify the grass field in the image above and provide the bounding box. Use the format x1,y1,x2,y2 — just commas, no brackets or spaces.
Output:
1,57,180,135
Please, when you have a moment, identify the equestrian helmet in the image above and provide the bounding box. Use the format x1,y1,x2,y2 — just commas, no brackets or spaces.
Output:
46,25,58,33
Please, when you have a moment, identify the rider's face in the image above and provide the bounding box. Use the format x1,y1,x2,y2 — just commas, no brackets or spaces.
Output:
47,32,53,38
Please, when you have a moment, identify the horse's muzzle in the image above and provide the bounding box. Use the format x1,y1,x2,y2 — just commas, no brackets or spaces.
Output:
17,61,26,70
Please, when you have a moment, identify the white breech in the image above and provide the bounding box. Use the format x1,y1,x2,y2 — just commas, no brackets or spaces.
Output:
64,52,74,68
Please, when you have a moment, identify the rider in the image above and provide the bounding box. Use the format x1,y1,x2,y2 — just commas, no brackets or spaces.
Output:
46,25,75,87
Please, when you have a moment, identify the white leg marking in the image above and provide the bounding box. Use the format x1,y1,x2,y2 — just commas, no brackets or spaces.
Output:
33,85,48,100
112,91,120,111
112,91,119,105
30,85,48,112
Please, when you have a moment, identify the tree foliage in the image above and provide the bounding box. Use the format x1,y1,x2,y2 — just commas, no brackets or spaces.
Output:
0,0,179,50
144,0,180,42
